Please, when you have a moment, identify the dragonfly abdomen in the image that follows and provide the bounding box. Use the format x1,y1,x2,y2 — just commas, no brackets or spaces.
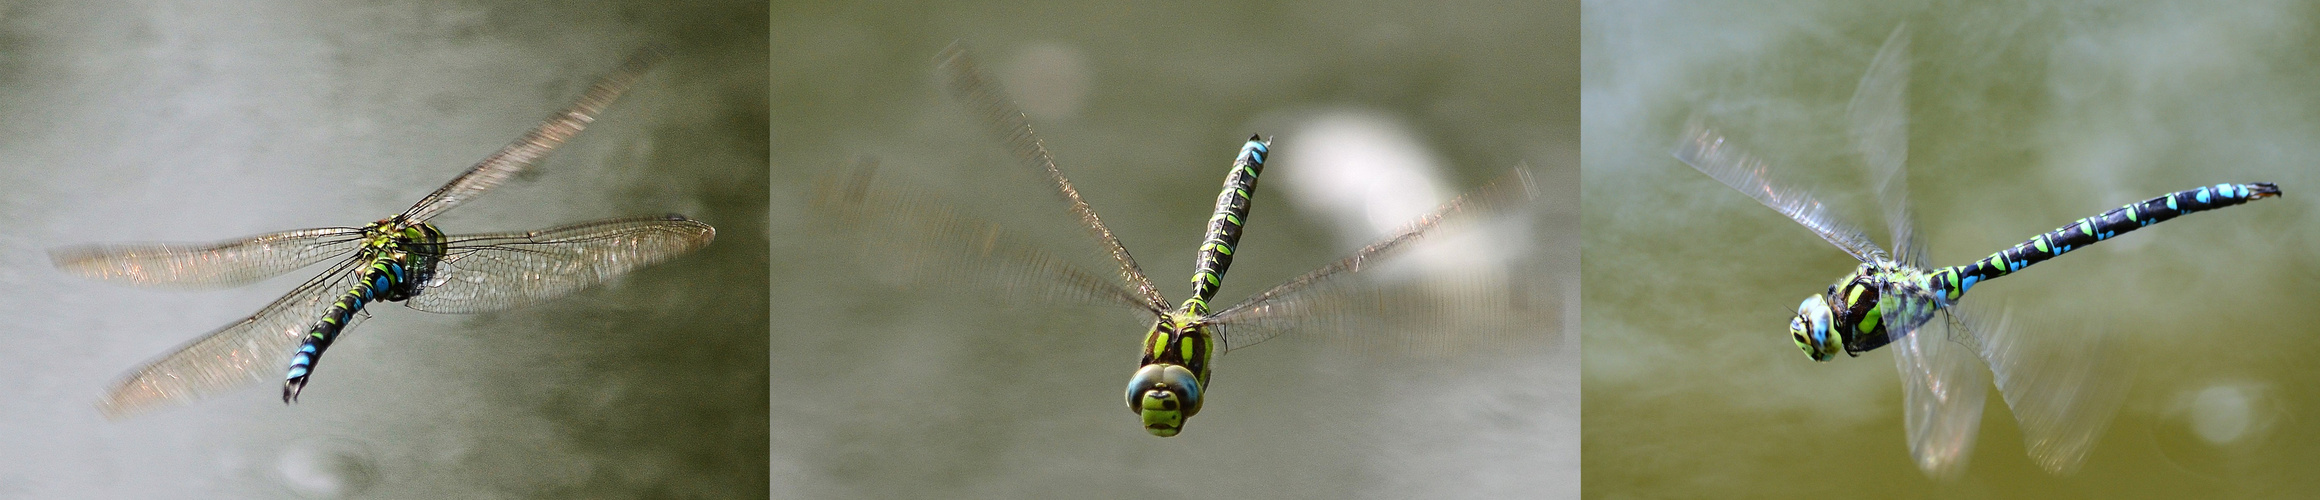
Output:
1184,136,1269,314
1931,183,2280,299
283,257,416,402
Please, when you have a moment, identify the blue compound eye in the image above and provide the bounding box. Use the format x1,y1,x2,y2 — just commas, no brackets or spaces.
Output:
1124,364,1204,437
1792,296,1837,361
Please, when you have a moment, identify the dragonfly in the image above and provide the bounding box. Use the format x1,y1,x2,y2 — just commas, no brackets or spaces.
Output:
53,48,716,419
818,43,1536,437
1672,25,2281,478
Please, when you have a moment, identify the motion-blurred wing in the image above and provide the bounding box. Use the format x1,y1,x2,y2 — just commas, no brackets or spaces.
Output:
99,256,368,418
1206,169,1539,353
810,163,1165,317
406,215,714,314
399,47,664,223
1849,24,1916,251
1887,294,1990,480
1673,119,1888,264
936,42,1172,314
1974,307,2129,474
50,227,367,289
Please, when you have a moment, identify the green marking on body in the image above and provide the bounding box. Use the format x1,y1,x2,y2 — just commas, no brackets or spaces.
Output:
1859,302,1882,334
1147,330,1167,357
1225,213,1241,226
2079,220,2095,237
1215,244,1232,256
2034,235,2050,253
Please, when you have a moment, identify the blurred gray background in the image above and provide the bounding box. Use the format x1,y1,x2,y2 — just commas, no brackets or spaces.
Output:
1587,1,2320,497
0,0,767,497
774,1,1577,498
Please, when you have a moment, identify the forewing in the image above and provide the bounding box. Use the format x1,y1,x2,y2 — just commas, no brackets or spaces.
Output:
1849,24,1915,251
50,227,367,289
98,256,368,418
810,163,1165,317
399,47,664,223
405,215,714,314
1207,169,1540,353
1673,119,1888,263
1884,282,1989,480
936,42,1171,313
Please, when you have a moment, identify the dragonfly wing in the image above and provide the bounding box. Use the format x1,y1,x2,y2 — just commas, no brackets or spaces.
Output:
1674,119,1888,263
1207,169,1539,353
398,47,664,223
98,256,369,418
936,42,1171,313
811,163,1165,317
404,215,714,314
51,227,368,289
1968,306,2129,474
1883,280,1988,480
1848,24,1915,247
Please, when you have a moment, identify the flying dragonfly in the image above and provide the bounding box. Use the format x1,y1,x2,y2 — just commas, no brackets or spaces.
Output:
819,43,1538,437
54,48,716,418
1672,26,2279,477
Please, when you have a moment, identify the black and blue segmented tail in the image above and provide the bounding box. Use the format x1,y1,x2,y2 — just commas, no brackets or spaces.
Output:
1184,136,1270,314
1929,183,2280,300
284,259,408,402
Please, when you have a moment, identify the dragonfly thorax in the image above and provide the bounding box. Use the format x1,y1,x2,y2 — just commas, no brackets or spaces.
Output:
357,219,449,301
1803,260,1936,359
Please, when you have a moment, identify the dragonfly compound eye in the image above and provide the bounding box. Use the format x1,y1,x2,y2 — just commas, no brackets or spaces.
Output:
1124,364,1204,437
1793,295,1837,361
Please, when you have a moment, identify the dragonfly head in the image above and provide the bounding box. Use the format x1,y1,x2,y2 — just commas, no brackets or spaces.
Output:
1792,295,1839,361
1124,363,1204,437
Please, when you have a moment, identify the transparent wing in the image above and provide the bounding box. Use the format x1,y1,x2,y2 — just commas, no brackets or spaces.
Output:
810,162,1165,317
1206,169,1539,353
404,215,714,314
399,46,665,223
98,256,368,418
936,42,1171,314
1973,306,2130,475
1849,24,1915,251
1885,296,1990,480
1673,119,1888,263
50,227,368,289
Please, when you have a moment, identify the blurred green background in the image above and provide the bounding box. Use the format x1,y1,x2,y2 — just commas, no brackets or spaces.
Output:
1586,1,2320,497
774,0,1577,498
0,0,767,497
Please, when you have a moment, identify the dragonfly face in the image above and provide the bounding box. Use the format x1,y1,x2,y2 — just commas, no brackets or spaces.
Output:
1125,364,1203,437
1127,313,1213,437
1792,294,1839,361
359,218,448,301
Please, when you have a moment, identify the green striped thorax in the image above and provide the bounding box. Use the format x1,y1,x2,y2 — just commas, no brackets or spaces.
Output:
360,218,448,299
1793,260,1944,361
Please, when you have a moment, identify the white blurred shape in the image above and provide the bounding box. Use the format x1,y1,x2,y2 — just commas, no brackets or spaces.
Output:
1000,43,1091,121
2187,384,2257,445
1277,110,1528,281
